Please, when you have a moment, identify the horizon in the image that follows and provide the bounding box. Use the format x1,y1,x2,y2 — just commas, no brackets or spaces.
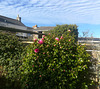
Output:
0,0,100,38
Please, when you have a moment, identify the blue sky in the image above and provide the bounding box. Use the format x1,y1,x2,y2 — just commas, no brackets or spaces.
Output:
0,0,100,38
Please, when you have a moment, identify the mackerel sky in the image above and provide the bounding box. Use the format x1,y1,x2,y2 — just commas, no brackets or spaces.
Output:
0,0,100,37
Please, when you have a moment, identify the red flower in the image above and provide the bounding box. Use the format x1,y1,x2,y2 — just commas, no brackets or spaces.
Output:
42,38,44,40
34,39,37,42
43,35,45,37
54,45,56,47
32,65,34,67
34,48,39,53
53,69,55,71
38,40,43,44
39,75,41,77
43,52,45,54
60,36,63,39
55,37,59,41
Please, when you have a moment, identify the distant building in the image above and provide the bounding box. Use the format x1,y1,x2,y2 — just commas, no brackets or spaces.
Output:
32,25,54,40
0,15,54,40
0,14,24,26
0,14,28,37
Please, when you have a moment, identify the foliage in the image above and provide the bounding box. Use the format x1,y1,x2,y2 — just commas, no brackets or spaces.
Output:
0,31,25,80
20,31,93,89
45,24,78,42
0,30,94,89
0,75,21,89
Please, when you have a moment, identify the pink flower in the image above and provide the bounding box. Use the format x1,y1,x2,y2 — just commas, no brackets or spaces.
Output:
60,36,63,39
43,52,45,54
54,45,56,47
34,48,39,53
55,37,59,41
38,40,43,44
42,38,44,40
69,39,71,41
53,69,55,71
34,39,37,42
49,33,50,35
43,35,45,37
39,75,41,77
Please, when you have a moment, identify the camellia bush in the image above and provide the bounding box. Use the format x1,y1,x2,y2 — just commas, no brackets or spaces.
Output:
0,31,25,81
20,30,93,89
45,24,78,42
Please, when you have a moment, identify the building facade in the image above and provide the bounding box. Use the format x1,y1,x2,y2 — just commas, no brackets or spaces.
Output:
0,15,54,40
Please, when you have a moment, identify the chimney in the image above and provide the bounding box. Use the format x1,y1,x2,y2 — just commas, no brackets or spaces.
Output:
34,25,37,27
16,14,21,22
32,25,38,29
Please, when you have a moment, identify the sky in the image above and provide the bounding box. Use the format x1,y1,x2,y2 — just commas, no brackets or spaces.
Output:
0,0,100,38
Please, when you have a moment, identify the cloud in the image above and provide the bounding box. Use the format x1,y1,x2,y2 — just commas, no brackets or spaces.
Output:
0,0,100,26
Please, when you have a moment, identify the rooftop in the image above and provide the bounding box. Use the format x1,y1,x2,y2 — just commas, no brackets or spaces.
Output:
0,15,25,26
33,26,54,31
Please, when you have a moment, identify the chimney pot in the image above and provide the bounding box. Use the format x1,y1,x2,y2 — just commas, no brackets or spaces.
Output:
16,14,21,22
